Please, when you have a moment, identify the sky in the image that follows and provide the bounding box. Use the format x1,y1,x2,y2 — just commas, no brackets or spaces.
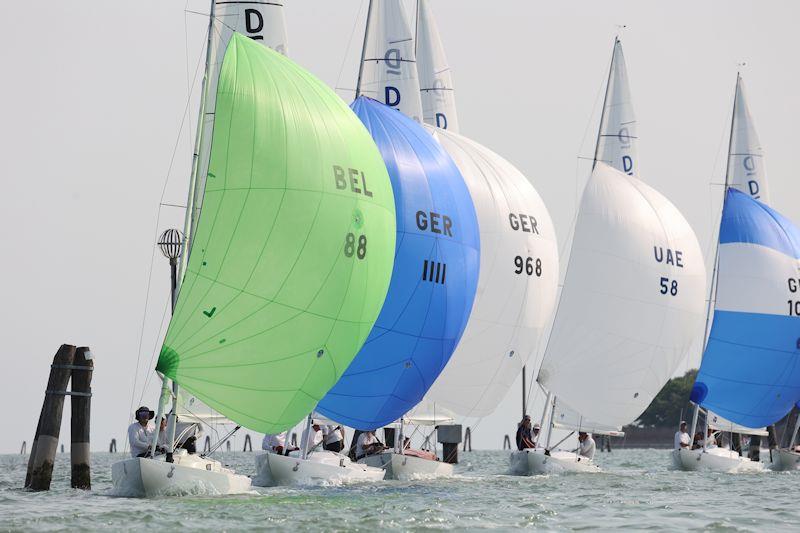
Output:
2,0,799,454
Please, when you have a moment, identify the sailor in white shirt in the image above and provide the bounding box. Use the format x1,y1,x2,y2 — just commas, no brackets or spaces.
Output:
322,424,345,453
702,427,718,449
300,421,324,454
127,406,162,458
262,431,287,453
355,430,384,459
576,432,596,460
674,421,691,450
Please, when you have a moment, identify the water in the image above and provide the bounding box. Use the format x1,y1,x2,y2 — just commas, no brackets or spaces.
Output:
2,449,798,531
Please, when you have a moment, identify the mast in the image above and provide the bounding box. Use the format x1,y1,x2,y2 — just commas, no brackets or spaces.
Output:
690,72,739,440
354,0,374,99
592,37,618,170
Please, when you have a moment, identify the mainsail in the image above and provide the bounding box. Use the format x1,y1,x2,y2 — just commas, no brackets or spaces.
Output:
422,128,559,417
416,0,459,132
691,189,800,428
356,0,424,122
594,38,638,176
317,97,480,430
727,75,769,203
537,163,706,428
156,35,397,434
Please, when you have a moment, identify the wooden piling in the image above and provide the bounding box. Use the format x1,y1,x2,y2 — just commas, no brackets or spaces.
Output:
503,434,511,450
109,439,117,453
243,434,252,452
71,347,93,489
20,441,26,455
26,344,76,491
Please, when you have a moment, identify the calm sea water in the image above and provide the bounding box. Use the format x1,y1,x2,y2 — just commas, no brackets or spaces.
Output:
1,449,798,531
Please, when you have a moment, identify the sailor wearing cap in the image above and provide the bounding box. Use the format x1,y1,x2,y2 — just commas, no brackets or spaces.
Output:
128,406,164,458
532,423,541,447
674,421,690,450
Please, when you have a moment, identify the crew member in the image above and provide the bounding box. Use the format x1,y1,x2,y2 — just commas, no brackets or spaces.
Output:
674,421,690,450
127,406,164,458
355,430,385,460
516,415,535,450
323,424,345,453
575,432,596,460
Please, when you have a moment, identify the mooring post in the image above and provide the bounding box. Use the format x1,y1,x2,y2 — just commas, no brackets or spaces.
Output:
26,344,76,491
463,427,472,452
109,439,117,453
71,346,93,489
503,434,511,450
203,435,211,453
243,434,252,452
226,440,231,452
20,441,26,455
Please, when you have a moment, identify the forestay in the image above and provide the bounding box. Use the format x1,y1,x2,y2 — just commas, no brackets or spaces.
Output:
156,35,396,434
537,163,705,428
692,189,800,428
317,97,480,430
594,39,638,176
423,128,559,417
183,1,290,267
356,0,423,122
416,0,459,132
727,75,770,203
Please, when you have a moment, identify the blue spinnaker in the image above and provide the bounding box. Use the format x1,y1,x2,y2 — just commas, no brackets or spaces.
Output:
316,97,480,429
693,188,800,428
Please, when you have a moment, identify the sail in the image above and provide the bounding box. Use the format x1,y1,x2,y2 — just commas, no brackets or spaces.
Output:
416,0,459,132
356,0,423,122
422,127,559,417
691,189,800,428
727,76,770,203
551,398,625,437
156,35,397,434
316,97,480,430
182,1,290,270
706,410,768,437
594,39,638,176
537,163,706,428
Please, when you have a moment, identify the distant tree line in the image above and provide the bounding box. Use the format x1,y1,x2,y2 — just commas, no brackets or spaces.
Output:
634,369,697,428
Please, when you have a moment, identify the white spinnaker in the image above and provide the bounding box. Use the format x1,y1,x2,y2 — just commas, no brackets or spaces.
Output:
706,410,768,437
551,398,624,437
357,0,423,121
416,0,459,132
728,75,770,203
422,127,559,417
594,39,638,177
183,1,289,266
537,163,706,428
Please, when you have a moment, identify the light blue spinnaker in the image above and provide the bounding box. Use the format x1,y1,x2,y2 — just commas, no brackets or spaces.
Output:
692,188,800,428
316,97,480,430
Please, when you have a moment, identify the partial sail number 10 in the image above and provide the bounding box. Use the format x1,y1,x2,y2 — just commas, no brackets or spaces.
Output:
514,256,542,277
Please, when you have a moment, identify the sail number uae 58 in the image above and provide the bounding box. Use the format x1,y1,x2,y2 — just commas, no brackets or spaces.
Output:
655,246,683,296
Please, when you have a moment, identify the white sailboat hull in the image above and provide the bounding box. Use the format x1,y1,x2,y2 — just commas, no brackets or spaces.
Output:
771,449,800,471
509,448,600,475
111,453,251,498
359,451,453,480
253,450,385,486
671,448,764,473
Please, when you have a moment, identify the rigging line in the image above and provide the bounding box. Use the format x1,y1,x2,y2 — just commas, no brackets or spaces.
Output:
334,0,367,97
126,22,210,432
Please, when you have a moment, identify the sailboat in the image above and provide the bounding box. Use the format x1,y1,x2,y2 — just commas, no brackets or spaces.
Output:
310,94,480,481
111,3,397,496
413,0,559,422
674,75,800,473
512,38,706,474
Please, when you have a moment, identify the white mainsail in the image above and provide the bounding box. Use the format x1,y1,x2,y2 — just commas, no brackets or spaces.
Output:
422,127,559,417
551,397,624,437
706,410,768,437
594,38,638,176
537,163,706,428
727,75,769,203
415,0,459,132
356,0,423,122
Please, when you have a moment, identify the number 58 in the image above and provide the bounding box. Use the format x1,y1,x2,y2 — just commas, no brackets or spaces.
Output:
660,277,678,296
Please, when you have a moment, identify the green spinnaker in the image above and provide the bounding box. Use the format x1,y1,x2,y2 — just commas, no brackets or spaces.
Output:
156,34,396,434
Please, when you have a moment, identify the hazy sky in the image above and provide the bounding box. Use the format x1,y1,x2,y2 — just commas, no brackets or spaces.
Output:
2,0,799,454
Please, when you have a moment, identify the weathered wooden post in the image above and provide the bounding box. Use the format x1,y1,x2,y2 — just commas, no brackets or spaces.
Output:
438,424,462,464
71,346,93,489
226,440,231,452
243,434,252,452
203,435,212,453
26,344,76,490
463,427,472,452
503,435,511,450
109,439,117,453
20,441,26,455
